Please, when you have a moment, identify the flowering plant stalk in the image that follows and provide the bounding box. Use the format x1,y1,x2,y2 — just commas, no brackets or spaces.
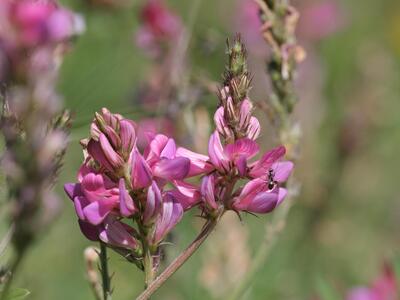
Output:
0,0,83,297
65,36,294,300
229,0,304,299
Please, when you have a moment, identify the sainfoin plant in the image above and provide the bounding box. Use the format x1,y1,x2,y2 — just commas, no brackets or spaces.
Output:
63,34,293,299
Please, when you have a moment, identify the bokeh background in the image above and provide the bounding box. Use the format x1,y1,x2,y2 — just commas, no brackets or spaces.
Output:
3,0,400,298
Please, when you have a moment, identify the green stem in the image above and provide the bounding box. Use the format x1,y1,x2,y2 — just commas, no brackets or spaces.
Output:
135,212,223,300
0,251,24,300
143,246,155,289
99,242,112,300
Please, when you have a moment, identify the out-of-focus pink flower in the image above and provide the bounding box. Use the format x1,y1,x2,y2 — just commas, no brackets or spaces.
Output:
135,0,182,56
6,0,83,47
136,118,174,150
346,264,398,300
234,0,267,55
299,1,346,41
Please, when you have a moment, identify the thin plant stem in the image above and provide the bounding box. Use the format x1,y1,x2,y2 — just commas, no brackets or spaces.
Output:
0,251,24,300
0,224,15,257
135,212,223,300
99,242,112,300
143,246,155,289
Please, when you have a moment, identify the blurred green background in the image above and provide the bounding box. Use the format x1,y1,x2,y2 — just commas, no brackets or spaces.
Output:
3,0,400,299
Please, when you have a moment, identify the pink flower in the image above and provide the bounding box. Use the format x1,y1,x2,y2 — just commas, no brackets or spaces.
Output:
299,1,346,41
135,0,182,56
150,193,183,245
346,264,397,300
7,0,83,47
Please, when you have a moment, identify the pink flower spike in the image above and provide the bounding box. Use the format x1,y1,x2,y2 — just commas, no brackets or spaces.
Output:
208,131,228,169
119,179,136,217
143,181,162,225
100,218,138,250
152,157,190,180
176,147,213,177
131,149,152,189
200,175,218,211
249,146,286,178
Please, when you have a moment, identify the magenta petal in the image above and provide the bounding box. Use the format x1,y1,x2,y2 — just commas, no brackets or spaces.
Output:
225,138,260,160
236,155,247,176
100,219,138,250
170,181,201,210
131,149,153,188
153,157,190,180
160,138,176,159
272,161,294,182
87,139,114,171
120,119,136,153
78,220,100,241
143,181,162,224
119,179,136,217
152,195,183,245
346,288,372,300
176,147,213,176
249,145,286,178
239,99,252,128
247,117,260,140
145,134,169,165
200,175,218,210
208,131,227,169
74,196,89,220
244,191,279,213
99,133,124,169
64,183,82,200
83,201,115,225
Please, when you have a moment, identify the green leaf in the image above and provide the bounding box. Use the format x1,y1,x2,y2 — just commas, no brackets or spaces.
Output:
1,288,30,300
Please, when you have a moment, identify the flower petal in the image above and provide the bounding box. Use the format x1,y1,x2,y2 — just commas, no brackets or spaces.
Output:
225,138,260,160
131,149,153,188
100,218,138,250
200,175,218,211
170,180,201,210
272,161,294,182
176,147,213,177
78,220,100,241
143,181,162,225
87,139,114,171
153,157,190,180
99,133,124,169
64,183,82,200
249,145,286,178
83,201,115,225
119,178,136,217
208,131,227,169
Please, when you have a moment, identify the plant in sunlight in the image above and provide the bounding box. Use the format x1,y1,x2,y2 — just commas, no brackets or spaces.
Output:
64,36,293,300
0,0,84,298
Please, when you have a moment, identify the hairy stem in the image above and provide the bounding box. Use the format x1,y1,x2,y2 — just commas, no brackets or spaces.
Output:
99,242,112,300
136,213,223,300
143,246,155,289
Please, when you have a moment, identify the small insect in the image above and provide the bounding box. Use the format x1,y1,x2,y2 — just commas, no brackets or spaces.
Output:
267,168,278,190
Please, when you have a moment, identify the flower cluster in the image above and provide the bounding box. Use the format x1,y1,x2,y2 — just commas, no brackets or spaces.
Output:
135,0,182,58
0,0,84,83
0,0,83,255
65,38,293,279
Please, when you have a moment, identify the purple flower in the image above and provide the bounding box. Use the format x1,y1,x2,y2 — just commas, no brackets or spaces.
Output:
346,264,397,300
